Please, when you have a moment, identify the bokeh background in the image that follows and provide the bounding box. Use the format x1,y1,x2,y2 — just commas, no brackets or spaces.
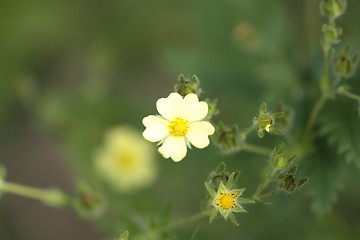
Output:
1,0,360,239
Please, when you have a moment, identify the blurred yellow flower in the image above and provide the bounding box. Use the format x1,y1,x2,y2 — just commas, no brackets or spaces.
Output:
142,92,215,162
95,126,156,192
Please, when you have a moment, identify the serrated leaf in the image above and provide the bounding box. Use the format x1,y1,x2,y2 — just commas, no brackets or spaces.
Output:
318,98,360,167
305,152,346,216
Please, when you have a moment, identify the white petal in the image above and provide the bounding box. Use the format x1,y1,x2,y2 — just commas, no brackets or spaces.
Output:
158,136,187,162
186,122,215,148
182,94,208,122
142,115,169,142
156,93,184,120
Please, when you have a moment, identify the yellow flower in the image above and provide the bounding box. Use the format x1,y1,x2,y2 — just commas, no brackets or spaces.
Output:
142,92,215,162
211,182,246,219
95,126,156,192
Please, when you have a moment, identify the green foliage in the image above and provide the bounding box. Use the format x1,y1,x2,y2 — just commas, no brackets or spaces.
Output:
305,152,346,216
318,99,360,167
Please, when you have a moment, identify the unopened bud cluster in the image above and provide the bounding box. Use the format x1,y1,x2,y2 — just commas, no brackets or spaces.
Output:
267,144,308,193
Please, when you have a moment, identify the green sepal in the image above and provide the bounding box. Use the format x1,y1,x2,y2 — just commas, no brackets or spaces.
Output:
228,212,239,226
297,178,308,188
260,102,267,114
287,164,298,175
205,183,217,198
257,129,265,138
237,198,255,205
226,172,236,189
215,162,226,174
120,231,129,240
205,98,220,120
271,112,285,119
209,208,219,223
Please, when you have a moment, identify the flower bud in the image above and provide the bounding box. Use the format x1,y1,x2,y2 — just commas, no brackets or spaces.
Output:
212,122,241,153
253,103,284,138
322,22,342,44
333,45,358,78
320,0,347,20
174,74,201,97
71,183,106,218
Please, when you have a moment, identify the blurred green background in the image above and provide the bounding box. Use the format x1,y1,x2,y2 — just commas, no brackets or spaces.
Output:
1,0,360,239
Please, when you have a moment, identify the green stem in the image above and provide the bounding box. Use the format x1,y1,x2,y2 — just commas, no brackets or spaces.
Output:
167,212,207,229
251,179,270,200
338,88,360,101
304,41,333,137
252,189,281,201
242,143,272,156
304,94,328,135
0,181,68,207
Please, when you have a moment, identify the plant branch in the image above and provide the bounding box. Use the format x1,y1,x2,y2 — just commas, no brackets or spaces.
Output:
242,143,272,156
167,212,207,229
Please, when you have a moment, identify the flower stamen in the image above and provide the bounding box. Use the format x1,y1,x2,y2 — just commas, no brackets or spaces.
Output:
168,117,189,137
216,192,237,210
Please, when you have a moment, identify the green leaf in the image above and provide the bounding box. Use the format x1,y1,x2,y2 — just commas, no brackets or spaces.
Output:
318,98,360,167
305,151,346,216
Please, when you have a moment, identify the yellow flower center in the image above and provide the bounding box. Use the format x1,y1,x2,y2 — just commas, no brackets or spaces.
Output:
117,151,137,170
168,118,189,137
216,193,237,210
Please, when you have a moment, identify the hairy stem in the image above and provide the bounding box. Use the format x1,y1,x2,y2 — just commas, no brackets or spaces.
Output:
252,189,282,201
338,88,360,101
0,181,68,207
167,212,207,229
242,143,272,156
